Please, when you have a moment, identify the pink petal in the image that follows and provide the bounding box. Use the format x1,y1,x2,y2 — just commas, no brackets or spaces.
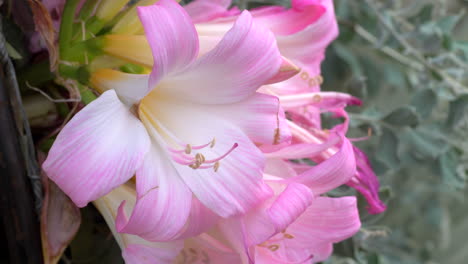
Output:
116,143,192,241
172,127,273,217
274,0,338,64
184,0,239,23
265,132,341,160
137,0,199,88
163,11,282,104
43,90,150,207
289,137,356,195
264,158,298,180
174,234,242,264
279,92,362,109
247,182,313,245
285,196,360,262
346,146,387,214
267,183,314,233
250,0,325,35
260,196,360,263
217,183,313,264
173,198,220,239
220,93,291,145
94,185,183,264
291,196,361,244
123,243,183,264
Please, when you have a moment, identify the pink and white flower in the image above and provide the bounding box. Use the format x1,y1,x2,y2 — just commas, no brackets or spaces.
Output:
185,0,387,213
43,0,294,241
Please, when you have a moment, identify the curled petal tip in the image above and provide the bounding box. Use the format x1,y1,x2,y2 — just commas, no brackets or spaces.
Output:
265,56,301,84
115,200,129,233
350,97,363,106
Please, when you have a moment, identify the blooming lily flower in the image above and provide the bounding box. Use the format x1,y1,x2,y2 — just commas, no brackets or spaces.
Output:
43,0,293,241
184,0,387,214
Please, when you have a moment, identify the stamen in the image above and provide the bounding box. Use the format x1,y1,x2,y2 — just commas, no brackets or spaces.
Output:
283,233,295,239
141,107,232,172
195,153,206,163
203,143,238,164
213,162,220,172
171,142,237,171
185,144,192,154
312,94,321,103
268,245,280,251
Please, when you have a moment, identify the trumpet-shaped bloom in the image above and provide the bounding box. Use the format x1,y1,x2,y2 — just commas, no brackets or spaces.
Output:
43,0,292,241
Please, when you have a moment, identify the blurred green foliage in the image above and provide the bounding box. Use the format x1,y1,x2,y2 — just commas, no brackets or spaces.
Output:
317,0,468,263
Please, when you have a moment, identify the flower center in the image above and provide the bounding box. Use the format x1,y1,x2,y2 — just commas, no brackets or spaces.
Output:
138,91,238,172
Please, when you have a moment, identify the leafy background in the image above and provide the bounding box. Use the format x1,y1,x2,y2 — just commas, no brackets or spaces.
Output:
2,0,468,263
318,0,468,263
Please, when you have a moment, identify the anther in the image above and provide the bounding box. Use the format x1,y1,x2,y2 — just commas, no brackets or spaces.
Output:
308,78,316,87
210,138,216,148
195,153,205,163
317,75,323,84
213,162,220,172
312,94,321,103
268,245,280,251
185,144,192,154
300,72,309,80
283,233,295,239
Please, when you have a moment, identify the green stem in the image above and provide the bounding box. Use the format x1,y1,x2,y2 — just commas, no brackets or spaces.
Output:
78,84,97,105
59,0,80,61
78,0,100,21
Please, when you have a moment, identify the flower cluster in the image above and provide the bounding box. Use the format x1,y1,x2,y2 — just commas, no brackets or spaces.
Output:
42,0,386,263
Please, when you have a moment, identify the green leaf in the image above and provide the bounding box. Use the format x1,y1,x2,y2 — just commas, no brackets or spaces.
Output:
438,149,465,189
345,76,368,99
5,42,22,59
376,128,400,169
333,43,363,76
446,94,468,128
455,41,468,59
411,89,437,118
382,106,420,127
399,128,448,160
437,15,463,34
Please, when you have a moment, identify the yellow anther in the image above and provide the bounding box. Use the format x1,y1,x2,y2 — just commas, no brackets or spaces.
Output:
268,245,280,251
210,138,216,148
189,161,201,169
300,72,309,80
195,153,205,163
185,144,192,154
213,162,220,172
284,233,295,239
